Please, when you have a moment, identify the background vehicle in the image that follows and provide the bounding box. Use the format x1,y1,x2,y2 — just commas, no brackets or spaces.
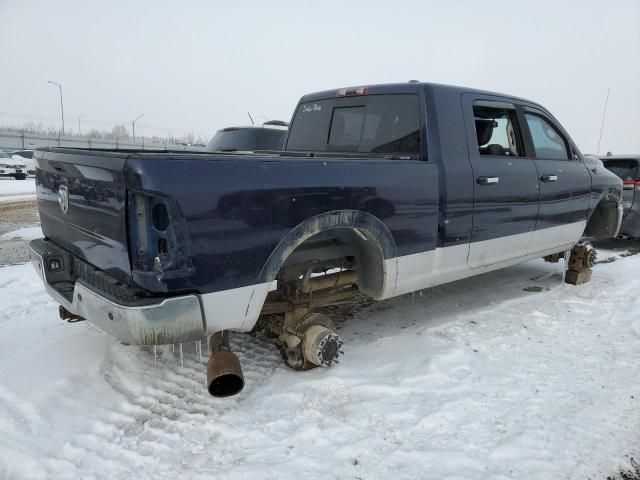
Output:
9,149,36,175
600,154,640,238
29,82,622,397
206,120,288,152
0,150,27,179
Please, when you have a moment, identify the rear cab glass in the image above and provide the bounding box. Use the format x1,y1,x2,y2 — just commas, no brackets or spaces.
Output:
285,94,421,158
603,160,639,183
256,129,286,150
207,129,259,151
207,128,286,151
604,159,639,213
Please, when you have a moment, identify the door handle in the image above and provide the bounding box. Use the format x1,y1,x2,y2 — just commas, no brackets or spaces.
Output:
477,176,499,185
540,174,558,182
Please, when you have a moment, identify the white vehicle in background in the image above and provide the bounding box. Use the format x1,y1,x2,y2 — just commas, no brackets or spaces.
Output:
0,151,27,180
9,149,36,175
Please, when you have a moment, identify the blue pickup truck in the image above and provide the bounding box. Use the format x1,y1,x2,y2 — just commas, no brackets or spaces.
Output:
29,82,623,396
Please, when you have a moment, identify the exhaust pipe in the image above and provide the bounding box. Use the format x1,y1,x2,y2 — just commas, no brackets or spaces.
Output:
207,331,244,397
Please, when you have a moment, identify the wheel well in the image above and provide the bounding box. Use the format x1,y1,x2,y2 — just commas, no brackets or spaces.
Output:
584,198,620,238
277,228,388,299
258,210,397,299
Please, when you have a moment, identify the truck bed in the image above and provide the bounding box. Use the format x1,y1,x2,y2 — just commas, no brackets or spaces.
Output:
34,146,440,295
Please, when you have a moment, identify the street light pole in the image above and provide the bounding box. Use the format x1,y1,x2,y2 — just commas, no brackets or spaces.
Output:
132,114,144,141
47,81,65,136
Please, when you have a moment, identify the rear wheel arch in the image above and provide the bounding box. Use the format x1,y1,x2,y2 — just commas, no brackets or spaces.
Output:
257,210,398,299
584,195,622,238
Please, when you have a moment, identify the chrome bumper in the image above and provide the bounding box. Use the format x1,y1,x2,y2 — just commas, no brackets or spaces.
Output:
29,241,205,345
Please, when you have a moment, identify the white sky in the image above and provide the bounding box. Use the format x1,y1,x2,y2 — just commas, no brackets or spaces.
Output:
0,0,638,153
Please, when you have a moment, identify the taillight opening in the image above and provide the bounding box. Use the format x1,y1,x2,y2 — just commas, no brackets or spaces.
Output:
127,191,193,285
152,203,170,231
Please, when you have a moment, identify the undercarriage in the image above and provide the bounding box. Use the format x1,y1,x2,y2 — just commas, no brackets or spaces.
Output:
258,259,358,370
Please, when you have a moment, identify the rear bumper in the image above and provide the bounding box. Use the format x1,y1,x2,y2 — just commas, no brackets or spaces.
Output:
29,239,206,345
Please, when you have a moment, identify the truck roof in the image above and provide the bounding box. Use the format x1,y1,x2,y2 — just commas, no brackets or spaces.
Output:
299,81,534,104
599,155,640,161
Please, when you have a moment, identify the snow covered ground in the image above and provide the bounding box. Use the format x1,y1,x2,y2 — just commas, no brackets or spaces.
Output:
0,244,639,479
0,226,43,241
0,177,36,203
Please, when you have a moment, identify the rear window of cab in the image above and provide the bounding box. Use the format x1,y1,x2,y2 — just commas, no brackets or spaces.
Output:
285,94,421,157
604,160,639,182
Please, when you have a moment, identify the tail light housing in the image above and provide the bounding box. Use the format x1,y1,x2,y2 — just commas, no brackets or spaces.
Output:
623,181,640,192
128,191,194,291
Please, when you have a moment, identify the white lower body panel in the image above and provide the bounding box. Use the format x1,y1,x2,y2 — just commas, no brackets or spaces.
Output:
200,221,586,332
390,220,585,297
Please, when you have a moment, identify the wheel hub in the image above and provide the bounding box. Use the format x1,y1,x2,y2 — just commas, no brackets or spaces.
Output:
303,324,343,367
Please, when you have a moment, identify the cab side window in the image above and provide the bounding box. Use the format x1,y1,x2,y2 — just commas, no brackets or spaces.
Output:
473,105,523,157
524,113,570,160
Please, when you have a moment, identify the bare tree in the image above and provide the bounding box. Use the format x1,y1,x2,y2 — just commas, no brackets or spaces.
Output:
86,129,102,138
108,125,129,139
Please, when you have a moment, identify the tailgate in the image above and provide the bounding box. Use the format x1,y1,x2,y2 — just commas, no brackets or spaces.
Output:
35,149,131,281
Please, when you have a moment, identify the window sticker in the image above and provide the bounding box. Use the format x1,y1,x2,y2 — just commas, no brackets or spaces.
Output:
302,104,322,113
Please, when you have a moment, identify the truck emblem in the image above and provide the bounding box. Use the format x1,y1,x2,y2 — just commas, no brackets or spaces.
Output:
58,185,69,214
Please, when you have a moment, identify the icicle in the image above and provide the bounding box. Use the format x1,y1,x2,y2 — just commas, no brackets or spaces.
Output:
562,248,571,288
206,336,210,355
154,344,157,365
172,343,175,353
179,343,184,368
197,340,202,363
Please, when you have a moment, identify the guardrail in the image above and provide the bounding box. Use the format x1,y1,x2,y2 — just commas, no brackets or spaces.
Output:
0,130,201,152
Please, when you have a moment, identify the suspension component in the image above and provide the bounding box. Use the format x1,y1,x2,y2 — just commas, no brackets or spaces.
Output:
259,262,354,370
262,312,344,370
568,241,596,272
565,241,596,285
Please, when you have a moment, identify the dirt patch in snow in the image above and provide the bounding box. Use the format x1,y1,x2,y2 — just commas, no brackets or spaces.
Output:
0,200,39,265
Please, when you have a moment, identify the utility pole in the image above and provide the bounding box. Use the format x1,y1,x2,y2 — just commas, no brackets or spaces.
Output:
132,113,144,141
47,80,65,135
597,88,610,155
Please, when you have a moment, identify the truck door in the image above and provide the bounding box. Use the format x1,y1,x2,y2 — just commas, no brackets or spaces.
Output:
462,96,540,268
521,109,591,252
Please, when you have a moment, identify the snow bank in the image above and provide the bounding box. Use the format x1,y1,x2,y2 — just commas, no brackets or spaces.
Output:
0,250,639,479
0,177,36,203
